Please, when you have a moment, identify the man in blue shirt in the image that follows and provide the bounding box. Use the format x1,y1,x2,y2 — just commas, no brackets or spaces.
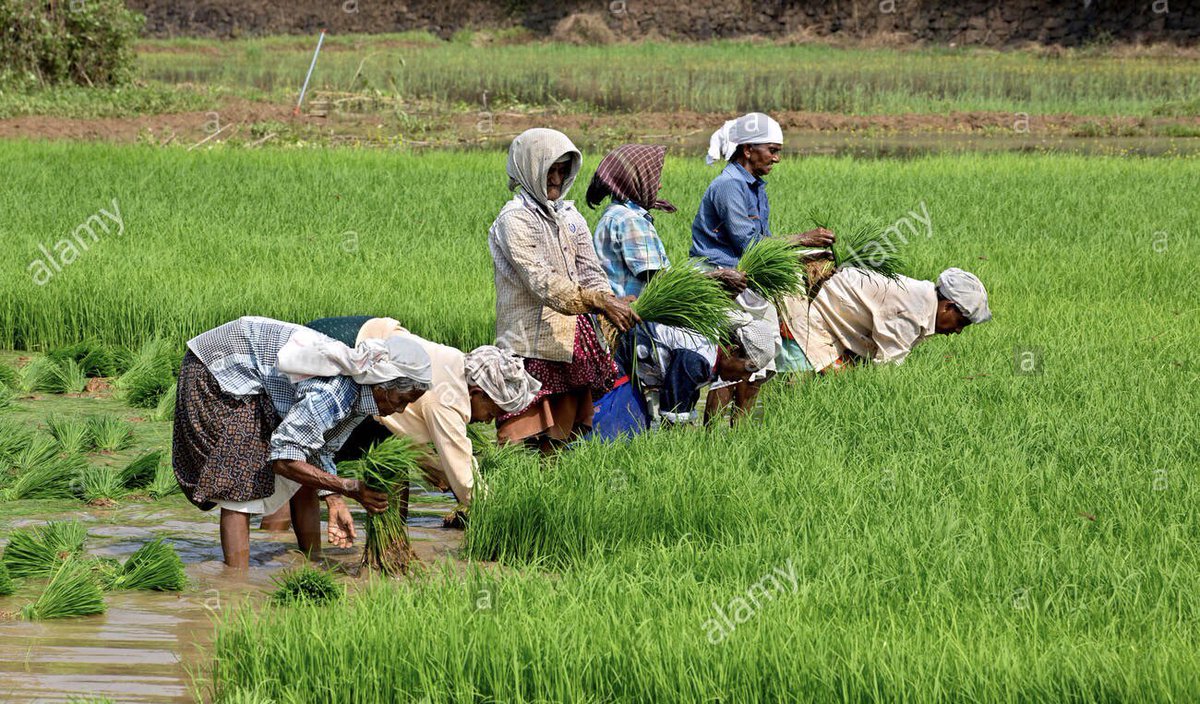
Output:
690,113,836,422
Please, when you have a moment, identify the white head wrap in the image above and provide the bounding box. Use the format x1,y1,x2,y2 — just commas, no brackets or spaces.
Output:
936,268,992,324
276,327,433,389
463,346,542,413
506,128,583,211
706,112,784,165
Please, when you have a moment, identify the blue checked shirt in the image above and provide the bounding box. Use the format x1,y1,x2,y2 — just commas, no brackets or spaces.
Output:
186,317,379,474
594,200,671,298
690,162,772,269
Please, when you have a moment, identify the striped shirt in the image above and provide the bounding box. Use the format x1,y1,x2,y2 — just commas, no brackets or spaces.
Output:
594,200,670,298
690,161,772,269
186,316,379,474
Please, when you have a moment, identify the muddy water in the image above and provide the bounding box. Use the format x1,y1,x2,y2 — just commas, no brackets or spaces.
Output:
0,489,462,703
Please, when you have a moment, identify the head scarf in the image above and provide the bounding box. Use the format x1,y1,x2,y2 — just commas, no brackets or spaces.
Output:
506,128,582,212
276,327,433,390
936,268,992,324
706,112,784,165
585,144,676,213
463,346,542,413
727,290,781,373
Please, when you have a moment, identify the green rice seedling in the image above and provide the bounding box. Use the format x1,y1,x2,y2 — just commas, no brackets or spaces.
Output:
736,237,806,299
46,413,95,454
270,566,344,606
0,437,82,501
20,558,106,621
629,262,736,343
107,539,186,592
0,385,15,412
152,382,177,421
0,561,14,596
89,557,122,590
0,361,18,389
47,340,128,378
114,339,178,408
2,521,88,578
338,437,422,576
46,359,89,394
74,464,125,505
19,356,61,393
119,450,163,490
87,414,134,452
147,460,181,499
809,210,908,281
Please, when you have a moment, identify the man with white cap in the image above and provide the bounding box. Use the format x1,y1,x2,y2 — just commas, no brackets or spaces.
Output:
691,112,837,421
794,267,991,372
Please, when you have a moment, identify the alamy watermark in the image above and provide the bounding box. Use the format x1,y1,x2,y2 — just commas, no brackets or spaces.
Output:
702,557,800,644
28,198,124,286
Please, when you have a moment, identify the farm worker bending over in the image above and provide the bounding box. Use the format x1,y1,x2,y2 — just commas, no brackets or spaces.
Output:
299,315,540,528
785,267,991,372
171,316,433,569
489,128,638,454
690,112,837,421
586,143,750,424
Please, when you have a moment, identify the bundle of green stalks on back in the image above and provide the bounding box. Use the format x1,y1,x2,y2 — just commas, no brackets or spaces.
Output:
119,450,164,491
115,338,178,409
87,414,134,452
47,413,95,454
338,437,422,576
20,558,106,621
810,210,908,281
736,237,806,299
629,262,735,343
2,521,88,578
270,566,344,606
104,539,186,592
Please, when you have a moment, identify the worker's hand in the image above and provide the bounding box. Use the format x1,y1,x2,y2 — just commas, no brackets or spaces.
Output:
789,227,835,248
324,495,357,548
707,268,749,295
800,248,835,262
600,294,640,333
346,479,389,514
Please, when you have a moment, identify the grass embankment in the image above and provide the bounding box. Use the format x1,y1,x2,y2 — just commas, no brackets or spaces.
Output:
2,34,1199,123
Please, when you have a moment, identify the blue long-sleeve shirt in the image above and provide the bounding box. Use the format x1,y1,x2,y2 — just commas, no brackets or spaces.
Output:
689,161,772,269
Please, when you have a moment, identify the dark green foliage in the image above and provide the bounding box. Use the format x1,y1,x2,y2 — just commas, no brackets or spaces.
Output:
0,560,14,596
2,521,87,578
119,450,163,490
47,340,128,378
114,339,178,408
107,539,186,592
630,263,735,343
270,566,344,606
20,558,105,621
0,0,144,88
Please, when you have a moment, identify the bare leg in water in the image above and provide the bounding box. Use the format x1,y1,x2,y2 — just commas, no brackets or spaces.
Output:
220,509,251,569
290,486,322,560
260,503,291,532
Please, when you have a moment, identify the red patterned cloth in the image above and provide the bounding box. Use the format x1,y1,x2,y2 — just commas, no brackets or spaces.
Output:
586,144,676,213
498,316,618,424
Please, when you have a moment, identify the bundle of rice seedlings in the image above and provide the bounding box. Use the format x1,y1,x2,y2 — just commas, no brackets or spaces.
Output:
2,521,88,578
0,440,82,501
19,356,61,393
0,385,15,412
47,413,95,454
20,558,106,621
147,461,181,499
0,361,18,389
43,359,89,394
106,539,186,592
152,383,177,422
119,450,163,490
338,436,422,576
114,339,178,409
629,262,735,343
736,237,806,299
270,565,344,606
74,465,125,505
47,341,128,379
87,415,134,452
809,210,908,281
0,561,14,597
0,417,34,459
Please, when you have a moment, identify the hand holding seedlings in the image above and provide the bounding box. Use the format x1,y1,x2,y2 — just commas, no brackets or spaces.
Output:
788,227,836,248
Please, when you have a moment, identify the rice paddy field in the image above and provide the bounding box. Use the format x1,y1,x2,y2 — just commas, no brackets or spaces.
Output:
0,137,1196,701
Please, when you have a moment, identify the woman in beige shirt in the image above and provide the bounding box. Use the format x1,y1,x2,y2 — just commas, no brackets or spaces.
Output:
488,128,639,454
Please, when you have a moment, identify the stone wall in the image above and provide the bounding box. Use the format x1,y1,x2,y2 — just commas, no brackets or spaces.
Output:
127,0,1200,46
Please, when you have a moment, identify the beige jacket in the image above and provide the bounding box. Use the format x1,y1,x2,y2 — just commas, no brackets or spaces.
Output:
781,268,938,371
356,318,477,506
488,192,611,362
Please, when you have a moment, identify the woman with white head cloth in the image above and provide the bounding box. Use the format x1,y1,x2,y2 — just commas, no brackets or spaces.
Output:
171,316,434,568
295,316,541,529
488,128,639,454
690,113,838,423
